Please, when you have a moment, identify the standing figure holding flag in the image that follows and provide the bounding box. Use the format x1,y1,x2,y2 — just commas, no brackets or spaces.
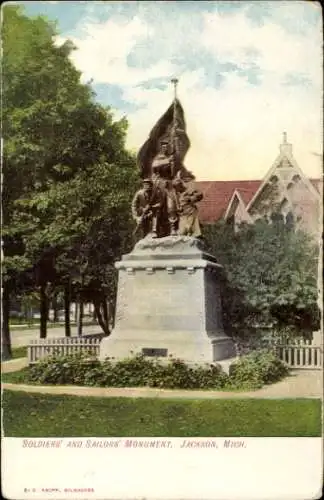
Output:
134,78,199,239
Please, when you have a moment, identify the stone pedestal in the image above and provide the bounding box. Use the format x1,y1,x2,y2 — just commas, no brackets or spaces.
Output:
100,236,236,365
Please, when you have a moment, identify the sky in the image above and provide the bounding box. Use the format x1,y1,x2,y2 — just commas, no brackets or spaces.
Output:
15,1,323,180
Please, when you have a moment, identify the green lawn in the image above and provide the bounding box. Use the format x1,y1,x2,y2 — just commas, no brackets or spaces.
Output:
10,320,97,331
3,390,321,437
10,317,42,326
2,368,30,382
10,321,64,330
11,346,28,359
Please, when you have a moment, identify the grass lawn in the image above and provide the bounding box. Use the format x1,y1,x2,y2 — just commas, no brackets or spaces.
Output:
10,320,97,331
2,368,30,382
10,321,64,330
11,346,28,359
3,390,321,437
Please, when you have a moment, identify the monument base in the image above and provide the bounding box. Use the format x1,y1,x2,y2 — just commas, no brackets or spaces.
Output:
100,236,236,366
100,330,236,365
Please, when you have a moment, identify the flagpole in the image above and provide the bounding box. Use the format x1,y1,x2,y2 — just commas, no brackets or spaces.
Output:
171,78,178,99
170,78,179,177
171,77,178,121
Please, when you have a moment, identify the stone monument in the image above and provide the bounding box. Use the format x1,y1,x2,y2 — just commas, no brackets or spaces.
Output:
100,80,236,364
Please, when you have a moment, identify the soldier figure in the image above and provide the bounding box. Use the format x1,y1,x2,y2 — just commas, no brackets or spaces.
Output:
165,179,179,236
131,178,163,239
152,140,172,186
134,79,197,240
175,181,204,237
151,142,180,236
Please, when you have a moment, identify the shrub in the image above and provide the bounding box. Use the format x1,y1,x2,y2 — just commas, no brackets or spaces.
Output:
28,353,229,389
27,350,289,390
28,352,101,385
86,356,163,388
229,349,289,389
95,356,229,390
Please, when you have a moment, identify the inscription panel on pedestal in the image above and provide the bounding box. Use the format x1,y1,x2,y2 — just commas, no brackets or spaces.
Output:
129,284,184,314
142,348,168,357
115,267,204,331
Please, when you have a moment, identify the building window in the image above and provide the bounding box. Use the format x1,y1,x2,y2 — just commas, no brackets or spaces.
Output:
279,198,289,213
227,214,235,227
292,174,301,183
270,211,284,224
285,211,294,230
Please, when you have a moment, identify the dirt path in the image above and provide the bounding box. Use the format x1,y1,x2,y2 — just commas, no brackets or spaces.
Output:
2,363,322,399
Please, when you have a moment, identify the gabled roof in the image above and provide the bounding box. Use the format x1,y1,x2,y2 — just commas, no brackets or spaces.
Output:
246,134,321,212
196,177,321,224
196,180,261,223
195,134,321,225
224,189,253,222
310,179,322,192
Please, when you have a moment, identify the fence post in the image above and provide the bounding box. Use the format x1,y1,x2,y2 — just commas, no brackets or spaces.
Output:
28,337,101,364
274,342,322,370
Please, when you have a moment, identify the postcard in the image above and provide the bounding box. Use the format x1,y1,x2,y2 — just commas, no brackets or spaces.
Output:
2,1,323,499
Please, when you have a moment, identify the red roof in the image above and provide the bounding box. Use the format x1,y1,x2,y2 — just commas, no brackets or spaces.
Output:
196,180,261,223
196,178,321,224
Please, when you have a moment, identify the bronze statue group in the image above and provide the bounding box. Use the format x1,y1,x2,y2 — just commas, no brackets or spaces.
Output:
132,95,203,240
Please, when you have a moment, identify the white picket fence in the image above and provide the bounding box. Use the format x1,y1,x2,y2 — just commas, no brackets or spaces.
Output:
275,337,314,346
28,337,101,364
275,344,323,369
27,336,322,370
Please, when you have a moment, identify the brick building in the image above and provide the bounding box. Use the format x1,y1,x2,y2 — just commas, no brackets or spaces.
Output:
196,133,322,237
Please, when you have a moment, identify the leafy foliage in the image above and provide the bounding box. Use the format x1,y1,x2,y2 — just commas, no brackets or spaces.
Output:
28,352,101,386
28,353,229,389
27,351,288,390
203,219,320,340
2,5,138,357
229,349,289,389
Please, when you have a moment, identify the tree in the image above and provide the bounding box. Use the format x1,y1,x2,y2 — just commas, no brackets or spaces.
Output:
1,5,83,355
30,156,138,336
203,219,320,343
2,5,138,357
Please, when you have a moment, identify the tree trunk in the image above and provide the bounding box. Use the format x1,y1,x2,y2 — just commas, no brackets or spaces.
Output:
23,303,29,322
53,293,59,323
1,283,12,360
77,296,83,336
64,282,71,337
74,301,78,323
27,305,33,324
93,297,110,336
40,284,48,339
